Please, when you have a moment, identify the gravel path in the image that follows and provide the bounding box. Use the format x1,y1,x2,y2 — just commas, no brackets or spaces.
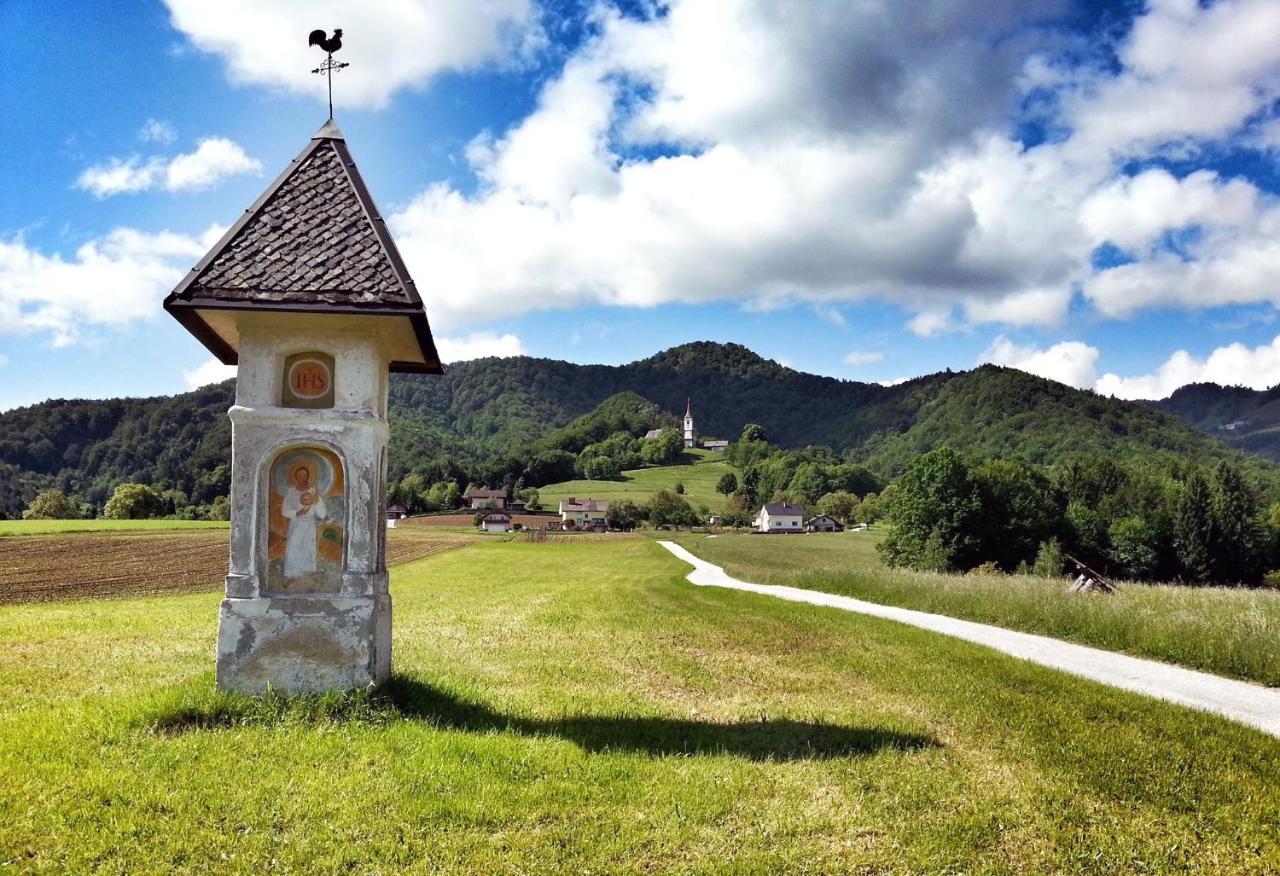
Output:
658,540,1280,738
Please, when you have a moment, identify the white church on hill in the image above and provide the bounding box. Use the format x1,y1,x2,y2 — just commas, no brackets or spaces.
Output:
644,398,727,450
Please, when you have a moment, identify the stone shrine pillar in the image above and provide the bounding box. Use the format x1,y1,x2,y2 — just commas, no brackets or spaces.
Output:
163,121,442,693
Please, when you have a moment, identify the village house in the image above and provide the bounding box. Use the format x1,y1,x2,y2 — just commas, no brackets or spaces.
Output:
385,503,408,520
754,502,806,533
479,511,511,533
643,428,663,440
559,498,609,530
466,488,507,510
805,514,844,533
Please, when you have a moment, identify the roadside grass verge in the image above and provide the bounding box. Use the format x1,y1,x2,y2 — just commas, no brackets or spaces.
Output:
0,518,229,537
673,531,1280,686
1,539,1277,872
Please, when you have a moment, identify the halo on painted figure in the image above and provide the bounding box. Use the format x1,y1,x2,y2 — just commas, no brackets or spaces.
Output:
272,448,336,496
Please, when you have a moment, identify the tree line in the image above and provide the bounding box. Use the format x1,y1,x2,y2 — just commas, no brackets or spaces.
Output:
879,448,1278,586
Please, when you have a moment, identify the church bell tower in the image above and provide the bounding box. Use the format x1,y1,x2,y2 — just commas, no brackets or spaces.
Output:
683,398,695,448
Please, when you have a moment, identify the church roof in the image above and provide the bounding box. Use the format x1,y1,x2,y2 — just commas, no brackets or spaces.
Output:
164,120,441,373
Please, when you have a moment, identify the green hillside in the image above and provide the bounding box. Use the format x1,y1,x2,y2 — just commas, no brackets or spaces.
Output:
537,450,736,513
1149,382,1280,462
4,341,1280,517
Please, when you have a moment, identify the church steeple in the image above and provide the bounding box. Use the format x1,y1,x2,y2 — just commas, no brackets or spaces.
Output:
682,398,695,448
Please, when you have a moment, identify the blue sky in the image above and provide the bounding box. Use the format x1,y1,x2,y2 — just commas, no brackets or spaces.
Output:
5,0,1280,410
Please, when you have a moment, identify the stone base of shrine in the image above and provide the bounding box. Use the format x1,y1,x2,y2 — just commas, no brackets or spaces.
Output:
215,593,391,693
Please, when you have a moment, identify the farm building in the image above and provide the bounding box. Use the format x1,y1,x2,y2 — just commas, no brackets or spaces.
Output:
754,502,806,533
386,504,408,520
643,428,663,440
560,498,609,530
466,488,507,510
805,514,844,533
480,512,511,533
702,440,729,452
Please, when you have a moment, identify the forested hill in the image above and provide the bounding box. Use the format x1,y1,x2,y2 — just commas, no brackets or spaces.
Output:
1,341,1275,516
1148,383,1280,462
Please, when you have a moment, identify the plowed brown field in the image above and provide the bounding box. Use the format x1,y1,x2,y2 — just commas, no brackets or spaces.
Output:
0,529,477,605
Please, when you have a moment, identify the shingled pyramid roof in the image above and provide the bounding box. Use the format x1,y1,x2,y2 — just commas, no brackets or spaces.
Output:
164,120,441,373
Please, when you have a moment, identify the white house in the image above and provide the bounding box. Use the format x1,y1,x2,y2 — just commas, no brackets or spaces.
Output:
755,502,805,533
559,498,609,530
805,514,844,533
480,512,511,533
466,488,507,510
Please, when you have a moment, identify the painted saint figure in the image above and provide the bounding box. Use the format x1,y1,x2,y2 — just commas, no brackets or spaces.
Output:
282,464,327,577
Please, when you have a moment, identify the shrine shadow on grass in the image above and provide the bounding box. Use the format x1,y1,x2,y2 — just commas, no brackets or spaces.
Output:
148,675,938,762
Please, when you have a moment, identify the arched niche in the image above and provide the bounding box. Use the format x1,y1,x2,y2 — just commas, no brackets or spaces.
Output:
261,443,348,594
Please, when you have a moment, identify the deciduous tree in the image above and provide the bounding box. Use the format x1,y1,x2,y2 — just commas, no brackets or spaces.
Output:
103,483,165,520
22,489,81,520
878,449,985,572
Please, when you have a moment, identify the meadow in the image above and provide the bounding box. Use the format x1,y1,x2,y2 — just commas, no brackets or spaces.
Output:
537,449,735,513
1,538,1278,872
675,530,1280,687
0,518,229,537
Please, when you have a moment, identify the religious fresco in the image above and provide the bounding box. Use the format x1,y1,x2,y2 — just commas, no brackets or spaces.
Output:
265,447,346,594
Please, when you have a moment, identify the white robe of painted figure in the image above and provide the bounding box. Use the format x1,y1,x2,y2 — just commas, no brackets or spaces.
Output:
282,487,327,577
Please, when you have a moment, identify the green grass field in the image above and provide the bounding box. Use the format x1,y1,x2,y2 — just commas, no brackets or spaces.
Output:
674,530,1280,687
2,539,1278,872
0,518,230,537
537,449,735,513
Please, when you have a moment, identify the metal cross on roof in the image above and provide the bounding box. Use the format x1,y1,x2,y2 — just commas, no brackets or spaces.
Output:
308,28,350,120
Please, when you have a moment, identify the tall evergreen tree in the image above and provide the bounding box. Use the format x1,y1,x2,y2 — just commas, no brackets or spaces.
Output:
1210,460,1260,584
1174,472,1215,584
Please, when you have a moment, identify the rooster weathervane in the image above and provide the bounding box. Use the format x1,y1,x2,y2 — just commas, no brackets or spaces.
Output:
309,28,349,120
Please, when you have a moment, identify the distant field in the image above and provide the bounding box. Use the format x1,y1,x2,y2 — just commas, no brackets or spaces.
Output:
2,539,1277,871
538,449,736,513
0,519,230,537
0,529,477,605
673,531,1280,686
398,513,557,530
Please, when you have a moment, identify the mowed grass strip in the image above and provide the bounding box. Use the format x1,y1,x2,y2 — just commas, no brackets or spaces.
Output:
0,518,229,537
0,528,477,605
538,450,736,513
675,531,1280,687
1,539,1277,873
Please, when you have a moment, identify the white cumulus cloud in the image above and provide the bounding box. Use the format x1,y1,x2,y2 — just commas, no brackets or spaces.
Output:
162,0,542,110
0,225,223,346
381,0,1280,333
436,331,525,363
77,138,262,197
183,357,238,389
1096,336,1280,400
978,333,1280,400
980,336,1101,390
842,350,884,366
